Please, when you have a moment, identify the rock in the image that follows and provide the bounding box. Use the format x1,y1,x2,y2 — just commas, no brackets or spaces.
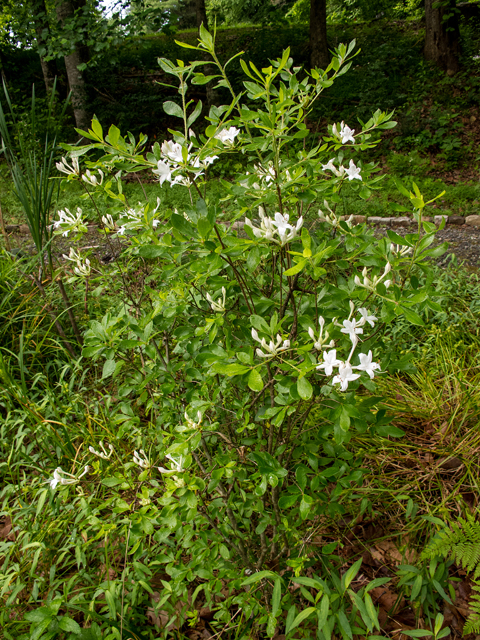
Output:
447,216,465,225
19,224,30,234
434,215,448,226
5,224,20,232
465,215,480,227
368,216,391,226
390,217,412,227
231,221,244,231
422,216,432,222
351,215,366,224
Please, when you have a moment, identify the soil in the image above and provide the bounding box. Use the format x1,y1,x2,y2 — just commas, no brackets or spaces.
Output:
4,221,480,269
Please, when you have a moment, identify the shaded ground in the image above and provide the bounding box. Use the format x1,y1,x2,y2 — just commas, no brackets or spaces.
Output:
4,221,480,269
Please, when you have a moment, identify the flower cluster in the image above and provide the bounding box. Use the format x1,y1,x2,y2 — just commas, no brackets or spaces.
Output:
322,159,362,181
63,247,91,278
48,466,89,490
53,207,88,237
245,207,303,246
56,156,80,176
89,441,114,459
316,304,380,391
308,316,335,351
332,121,355,144
207,287,226,313
214,126,240,146
82,169,104,187
355,263,392,291
158,454,185,475
133,449,150,469
252,328,290,358
116,199,161,235
152,138,220,187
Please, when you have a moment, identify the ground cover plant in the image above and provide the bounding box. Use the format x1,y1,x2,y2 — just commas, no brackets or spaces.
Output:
6,23,480,640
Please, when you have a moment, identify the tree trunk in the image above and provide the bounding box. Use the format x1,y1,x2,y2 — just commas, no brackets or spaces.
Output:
196,0,208,30
424,0,460,74
33,0,58,95
310,0,329,69
195,0,217,107
56,0,90,130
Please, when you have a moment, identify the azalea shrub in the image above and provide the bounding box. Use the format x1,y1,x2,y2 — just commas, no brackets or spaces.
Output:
47,27,447,639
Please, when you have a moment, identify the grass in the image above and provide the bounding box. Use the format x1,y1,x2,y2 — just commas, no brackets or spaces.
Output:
2,153,480,235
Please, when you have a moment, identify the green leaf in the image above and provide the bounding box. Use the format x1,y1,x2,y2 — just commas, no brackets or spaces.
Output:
286,607,316,634
278,493,299,509
401,306,425,326
376,424,404,438
36,489,48,517
271,578,282,618
241,570,277,586
102,359,116,379
58,616,82,634
343,558,362,591
297,376,313,400
402,631,433,638
299,495,313,520
317,594,330,632
211,363,250,376
248,369,264,392
337,609,353,640
90,118,103,140
164,101,184,118
102,477,123,487
284,258,308,276
138,245,165,259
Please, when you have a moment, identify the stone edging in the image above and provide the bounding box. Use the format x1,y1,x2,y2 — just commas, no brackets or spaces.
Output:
4,214,480,236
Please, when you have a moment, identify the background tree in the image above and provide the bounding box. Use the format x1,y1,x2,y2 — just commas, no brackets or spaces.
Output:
424,0,460,74
55,0,91,130
310,0,329,68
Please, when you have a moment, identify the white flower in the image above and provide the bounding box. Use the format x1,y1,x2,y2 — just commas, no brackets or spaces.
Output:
118,225,126,235
316,349,342,376
89,441,114,460
133,450,150,469
161,140,184,164
272,212,303,246
322,159,345,178
53,207,86,237
332,362,360,391
214,126,240,146
102,214,116,230
207,286,226,313
73,258,91,277
184,411,202,429
63,247,82,263
48,466,89,490
152,219,160,228
354,350,380,379
341,319,364,344
158,454,185,475
308,316,334,350
355,263,392,291
357,308,377,328
82,169,104,187
56,156,80,176
200,155,219,166
252,328,290,358
344,159,362,181
152,160,173,186
390,243,412,257
333,121,355,144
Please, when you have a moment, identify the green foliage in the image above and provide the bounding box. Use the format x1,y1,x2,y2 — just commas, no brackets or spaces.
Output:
422,515,480,633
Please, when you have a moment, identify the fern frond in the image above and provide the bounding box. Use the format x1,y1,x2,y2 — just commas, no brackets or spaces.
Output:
463,587,480,634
